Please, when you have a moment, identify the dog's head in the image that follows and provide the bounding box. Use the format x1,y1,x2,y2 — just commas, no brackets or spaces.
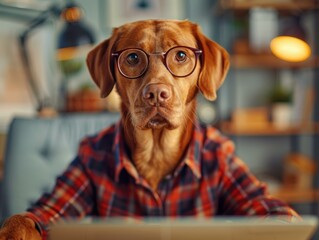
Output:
87,20,229,130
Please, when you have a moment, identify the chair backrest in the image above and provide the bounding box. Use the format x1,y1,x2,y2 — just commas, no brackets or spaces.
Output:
0,113,120,219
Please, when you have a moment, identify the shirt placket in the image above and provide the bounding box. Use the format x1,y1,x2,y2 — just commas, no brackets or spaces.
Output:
136,176,167,216
121,159,165,216
156,175,174,216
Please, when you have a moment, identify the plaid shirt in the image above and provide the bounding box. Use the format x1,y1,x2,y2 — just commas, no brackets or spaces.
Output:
26,120,299,239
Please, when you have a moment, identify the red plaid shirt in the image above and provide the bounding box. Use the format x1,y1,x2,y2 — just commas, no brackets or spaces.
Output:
25,120,299,239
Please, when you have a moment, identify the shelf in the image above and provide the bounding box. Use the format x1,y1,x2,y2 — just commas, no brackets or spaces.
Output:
220,121,319,136
221,0,319,11
230,54,319,69
271,187,319,203
218,0,319,209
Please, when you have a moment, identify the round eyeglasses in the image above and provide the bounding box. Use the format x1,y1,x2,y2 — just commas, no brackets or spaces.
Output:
111,46,202,79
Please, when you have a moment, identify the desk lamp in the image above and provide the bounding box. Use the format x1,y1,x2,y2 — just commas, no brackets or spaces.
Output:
1,1,95,114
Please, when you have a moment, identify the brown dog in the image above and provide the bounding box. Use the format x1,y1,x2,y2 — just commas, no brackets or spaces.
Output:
87,19,229,190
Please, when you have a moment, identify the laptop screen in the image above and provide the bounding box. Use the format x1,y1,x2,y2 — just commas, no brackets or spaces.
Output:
49,216,318,240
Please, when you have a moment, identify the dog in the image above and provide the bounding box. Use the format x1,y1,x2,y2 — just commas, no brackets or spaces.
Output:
86,19,229,190
0,19,299,240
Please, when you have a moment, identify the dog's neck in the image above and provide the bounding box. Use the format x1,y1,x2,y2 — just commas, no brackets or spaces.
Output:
122,102,196,191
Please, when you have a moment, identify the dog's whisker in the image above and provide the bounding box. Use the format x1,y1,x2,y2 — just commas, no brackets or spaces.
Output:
183,108,197,127
122,110,133,130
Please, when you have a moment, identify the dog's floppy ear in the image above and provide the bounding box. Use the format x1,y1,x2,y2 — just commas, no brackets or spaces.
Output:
86,30,118,98
194,25,230,101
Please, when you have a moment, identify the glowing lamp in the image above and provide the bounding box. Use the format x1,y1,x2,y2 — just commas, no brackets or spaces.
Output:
270,16,311,62
270,36,311,62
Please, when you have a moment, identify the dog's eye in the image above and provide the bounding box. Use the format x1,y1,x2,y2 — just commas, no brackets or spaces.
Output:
126,53,139,65
175,51,187,62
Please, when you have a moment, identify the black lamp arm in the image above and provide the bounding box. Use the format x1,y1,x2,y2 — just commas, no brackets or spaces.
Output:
20,5,62,43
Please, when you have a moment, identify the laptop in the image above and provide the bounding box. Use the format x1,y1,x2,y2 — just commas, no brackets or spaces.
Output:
49,216,318,240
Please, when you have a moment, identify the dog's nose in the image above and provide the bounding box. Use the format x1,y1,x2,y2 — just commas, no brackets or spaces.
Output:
142,84,171,106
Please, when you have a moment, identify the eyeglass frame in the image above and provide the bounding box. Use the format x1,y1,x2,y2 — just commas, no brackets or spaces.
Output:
111,46,203,79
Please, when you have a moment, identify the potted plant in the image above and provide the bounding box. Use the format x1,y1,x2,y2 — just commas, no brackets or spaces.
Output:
269,82,293,129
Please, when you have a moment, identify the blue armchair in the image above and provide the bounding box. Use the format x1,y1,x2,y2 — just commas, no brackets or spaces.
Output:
0,113,119,220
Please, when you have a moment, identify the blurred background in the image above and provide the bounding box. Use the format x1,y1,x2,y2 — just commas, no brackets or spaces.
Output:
0,0,319,226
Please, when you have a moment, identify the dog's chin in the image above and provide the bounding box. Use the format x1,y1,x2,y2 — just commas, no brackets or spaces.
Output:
136,114,179,130
147,114,170,129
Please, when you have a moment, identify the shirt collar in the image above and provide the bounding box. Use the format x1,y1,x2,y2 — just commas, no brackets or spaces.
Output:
113,119,204,183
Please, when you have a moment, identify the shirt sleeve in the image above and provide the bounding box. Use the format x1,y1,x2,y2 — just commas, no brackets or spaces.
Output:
26,141,95,239
216,139,300,220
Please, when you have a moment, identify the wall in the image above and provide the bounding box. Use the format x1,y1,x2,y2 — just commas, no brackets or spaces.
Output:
0,19,35,133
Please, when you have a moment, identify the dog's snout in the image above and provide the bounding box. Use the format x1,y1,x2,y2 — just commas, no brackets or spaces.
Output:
142,84,171,106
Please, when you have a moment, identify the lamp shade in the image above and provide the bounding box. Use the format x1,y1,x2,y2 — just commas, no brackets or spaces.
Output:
56,2,95,75
270,16,311,62
56,2,95,62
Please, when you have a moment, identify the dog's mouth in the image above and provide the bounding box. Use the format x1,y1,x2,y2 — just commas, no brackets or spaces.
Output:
134,101,183,130
147,114,169,129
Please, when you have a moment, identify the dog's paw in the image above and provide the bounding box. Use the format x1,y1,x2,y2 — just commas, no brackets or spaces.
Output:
0,215,41,240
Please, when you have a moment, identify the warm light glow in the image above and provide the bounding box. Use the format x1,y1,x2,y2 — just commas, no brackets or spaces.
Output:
56,47,79,61
63,7,82,22
270,36,311,62
56,45,92,61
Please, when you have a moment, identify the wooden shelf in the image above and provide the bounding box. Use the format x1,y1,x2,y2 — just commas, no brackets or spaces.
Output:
221,0,319,11
218,0,319,208
271,187,319,203
220,121,319,136
230,54,319,69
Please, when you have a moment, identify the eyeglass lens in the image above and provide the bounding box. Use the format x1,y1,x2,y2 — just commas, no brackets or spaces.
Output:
117,49,148,78
166,47,197,77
